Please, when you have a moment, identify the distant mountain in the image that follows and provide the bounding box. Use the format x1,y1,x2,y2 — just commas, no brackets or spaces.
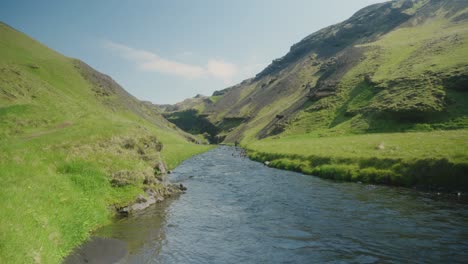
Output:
163,0,468,143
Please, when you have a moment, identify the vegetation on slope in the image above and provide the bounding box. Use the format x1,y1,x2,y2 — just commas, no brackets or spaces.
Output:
161,0,468,188
0,22,211,264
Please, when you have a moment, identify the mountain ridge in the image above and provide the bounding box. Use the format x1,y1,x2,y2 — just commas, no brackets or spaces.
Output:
162,0,468,143
159,0,468,191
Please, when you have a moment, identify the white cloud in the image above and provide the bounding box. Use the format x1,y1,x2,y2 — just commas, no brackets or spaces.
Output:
103,40,239,82
207,59,237,83
140,58,206,79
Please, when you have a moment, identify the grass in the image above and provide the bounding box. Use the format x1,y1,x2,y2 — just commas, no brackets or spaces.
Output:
160,4,468,192
209,95,222,104
286,13,468,136
0,22,212,263
246,129,468,190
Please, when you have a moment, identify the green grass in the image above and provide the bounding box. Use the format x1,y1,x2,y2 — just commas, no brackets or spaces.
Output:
248,130,467,162
285,12,468,136
0,22,212,263
209,95,222,104
247,129,468,189
152,3,468,194
160,3,468,193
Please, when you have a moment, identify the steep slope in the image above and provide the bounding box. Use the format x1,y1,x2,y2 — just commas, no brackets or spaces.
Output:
163,0,468,188
167,0,468,142
158,94,223,143
0,22,211,263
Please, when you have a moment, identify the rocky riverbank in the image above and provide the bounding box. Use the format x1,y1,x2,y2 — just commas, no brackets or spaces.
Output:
63,165,188,264
116,181,187,217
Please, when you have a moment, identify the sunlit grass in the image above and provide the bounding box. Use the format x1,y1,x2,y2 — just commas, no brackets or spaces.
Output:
0,22,211,263
247,129,468,189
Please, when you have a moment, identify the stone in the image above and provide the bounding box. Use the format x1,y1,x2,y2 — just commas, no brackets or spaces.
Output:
117,206,129,217
136,194,147,203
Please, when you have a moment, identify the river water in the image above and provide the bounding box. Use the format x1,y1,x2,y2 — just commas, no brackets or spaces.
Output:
90,146,468,263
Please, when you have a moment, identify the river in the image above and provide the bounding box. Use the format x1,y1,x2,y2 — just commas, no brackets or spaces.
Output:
67,146,468,263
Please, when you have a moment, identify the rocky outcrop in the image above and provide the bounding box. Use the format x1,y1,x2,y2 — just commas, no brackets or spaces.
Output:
255,0,413,79
116,182,187,217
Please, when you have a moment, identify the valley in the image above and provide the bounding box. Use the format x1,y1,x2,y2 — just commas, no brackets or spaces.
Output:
0,0,467,263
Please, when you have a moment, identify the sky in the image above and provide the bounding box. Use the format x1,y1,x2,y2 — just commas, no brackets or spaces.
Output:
0,0,385,104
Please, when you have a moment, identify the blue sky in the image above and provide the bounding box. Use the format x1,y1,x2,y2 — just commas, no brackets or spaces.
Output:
0,0,384,104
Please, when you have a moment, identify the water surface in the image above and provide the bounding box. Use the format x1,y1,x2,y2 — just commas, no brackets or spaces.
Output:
95,146,468,263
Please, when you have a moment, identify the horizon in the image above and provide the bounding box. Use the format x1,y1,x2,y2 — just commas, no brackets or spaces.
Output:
0,0,385,104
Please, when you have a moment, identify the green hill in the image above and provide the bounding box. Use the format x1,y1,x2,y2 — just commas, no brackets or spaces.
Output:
162,0,468,189
0,22,211,263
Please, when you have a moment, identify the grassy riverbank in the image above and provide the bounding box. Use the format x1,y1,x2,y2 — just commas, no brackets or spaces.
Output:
0,22,212,263
0,128,211,264
246,130,468,190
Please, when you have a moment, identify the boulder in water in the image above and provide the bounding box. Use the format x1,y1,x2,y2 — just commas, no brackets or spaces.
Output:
179,183,187,191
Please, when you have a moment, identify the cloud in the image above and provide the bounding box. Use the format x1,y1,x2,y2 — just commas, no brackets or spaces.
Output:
140,58,206,79
207,59,237,83
103,40,238,82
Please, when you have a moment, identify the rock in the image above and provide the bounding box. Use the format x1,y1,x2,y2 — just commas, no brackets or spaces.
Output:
143,174,160,185
155,161,167,175
110,170,132,187
178,183,187,191
131,194,156,211
117,206,129,217
136,194,147,203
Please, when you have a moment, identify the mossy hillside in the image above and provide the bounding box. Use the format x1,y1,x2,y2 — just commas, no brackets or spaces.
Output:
286,11,468,136
166,0,468,143
163,109,219,142
0,23,211,264
159,1,468,191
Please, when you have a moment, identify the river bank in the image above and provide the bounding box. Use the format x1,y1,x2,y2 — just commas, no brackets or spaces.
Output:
62,146,468,263
62,189,182,264
0,132,212,264
245,130,468,192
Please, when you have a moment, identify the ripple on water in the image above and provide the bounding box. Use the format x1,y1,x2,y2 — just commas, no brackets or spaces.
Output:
83,147,468,264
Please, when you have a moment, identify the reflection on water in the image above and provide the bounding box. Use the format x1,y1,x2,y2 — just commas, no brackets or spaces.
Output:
93,146,468,264
93,198,175,263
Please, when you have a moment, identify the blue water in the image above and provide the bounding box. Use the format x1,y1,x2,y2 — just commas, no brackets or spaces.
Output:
95,146,468,263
